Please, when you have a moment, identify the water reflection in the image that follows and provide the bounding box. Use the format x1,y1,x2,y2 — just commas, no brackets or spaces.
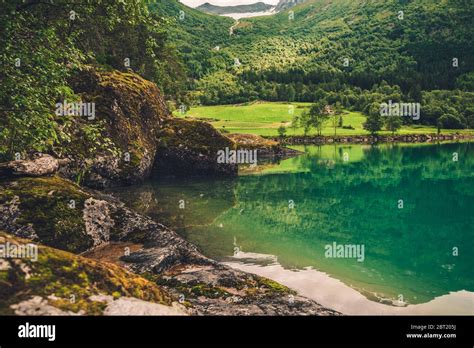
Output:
110,142,474,314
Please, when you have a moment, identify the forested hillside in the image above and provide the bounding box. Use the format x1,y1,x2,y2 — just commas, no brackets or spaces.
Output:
1,0,473,160
0,0,188,160
149,0,234,82
228,0,473,94
150,0,474,129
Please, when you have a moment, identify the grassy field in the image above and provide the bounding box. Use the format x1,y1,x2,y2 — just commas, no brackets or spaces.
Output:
175,101,473,137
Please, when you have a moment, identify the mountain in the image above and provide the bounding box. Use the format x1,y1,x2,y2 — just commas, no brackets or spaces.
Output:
148,0,233,81
149,0,474,114
196,2,274,15
274,0,306,12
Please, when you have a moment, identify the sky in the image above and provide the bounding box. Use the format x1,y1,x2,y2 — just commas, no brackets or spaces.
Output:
180,0,279,8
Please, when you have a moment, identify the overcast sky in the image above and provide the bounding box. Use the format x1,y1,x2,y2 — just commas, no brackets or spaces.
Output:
180,0,279,8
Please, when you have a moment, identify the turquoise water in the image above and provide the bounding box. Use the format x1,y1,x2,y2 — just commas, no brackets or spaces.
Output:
111,142,474,314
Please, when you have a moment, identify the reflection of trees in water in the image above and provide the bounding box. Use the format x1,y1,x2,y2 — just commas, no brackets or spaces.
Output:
111,178,238,231
225,143,474,303
295,142,473,188
112,143,474,304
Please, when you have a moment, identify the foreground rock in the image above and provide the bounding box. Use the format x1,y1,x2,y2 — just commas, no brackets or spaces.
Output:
0,176,340,316
0,176,207,264
0,233,185,315
0,154,59,179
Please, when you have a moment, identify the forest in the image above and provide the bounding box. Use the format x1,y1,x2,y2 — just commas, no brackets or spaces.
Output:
1,0,473,161
150,0,474,130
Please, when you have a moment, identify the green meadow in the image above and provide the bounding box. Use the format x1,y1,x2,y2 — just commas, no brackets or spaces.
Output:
175,102,471,137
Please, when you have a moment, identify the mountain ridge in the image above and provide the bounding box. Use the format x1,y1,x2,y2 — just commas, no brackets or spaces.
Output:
196,2,274,15
150,0,473,129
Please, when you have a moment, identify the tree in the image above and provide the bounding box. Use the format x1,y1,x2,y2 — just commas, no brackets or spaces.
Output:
330,102,343,136
277,123,287,137
385,116,403,135
338,115,343,127
295,101,331,136
287,85,296,102
363,102,383,135
438,113,464,129
0,0,183,160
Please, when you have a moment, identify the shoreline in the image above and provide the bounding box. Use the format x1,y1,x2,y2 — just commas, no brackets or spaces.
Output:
0,167,340,316
226,259,474,315
267,133,474,145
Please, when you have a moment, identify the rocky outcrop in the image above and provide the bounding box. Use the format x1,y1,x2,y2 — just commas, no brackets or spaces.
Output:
0,176,340,316
153,118,237,177
56,68,236,188
228,133,302,158
0,176,207,266
57,68,170,188
0,154,59,179
0,232,184,315
153,264,338,316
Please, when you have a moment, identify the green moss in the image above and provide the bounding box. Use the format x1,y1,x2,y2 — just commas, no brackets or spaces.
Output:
0,177,92,253
189,284,229,299
0,233,172,315
254,276,295,295
154,277,231,301
158,118,235,154
119,140,146,178
112,291,121,300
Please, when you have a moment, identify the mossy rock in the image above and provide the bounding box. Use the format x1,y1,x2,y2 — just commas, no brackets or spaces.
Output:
154,118,238,177
0,177,94,253
0,176,209,276
0,232,171,315
0,176,151,254
59,68,171,188
58,67,237,187
227,133,279,150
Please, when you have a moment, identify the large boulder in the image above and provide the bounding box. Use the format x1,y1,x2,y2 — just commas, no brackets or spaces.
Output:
57,68,236,188
58,68,170,188
153,118,237,177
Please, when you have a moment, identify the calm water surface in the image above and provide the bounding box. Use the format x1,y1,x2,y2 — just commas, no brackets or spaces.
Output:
110,142,474,314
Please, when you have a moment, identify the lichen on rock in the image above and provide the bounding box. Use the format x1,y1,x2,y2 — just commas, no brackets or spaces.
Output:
83,198,114,247
0,154,59,179
0,232,177,316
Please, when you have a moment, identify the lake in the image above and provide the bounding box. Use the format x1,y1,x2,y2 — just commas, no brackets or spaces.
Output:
109,142,474,315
